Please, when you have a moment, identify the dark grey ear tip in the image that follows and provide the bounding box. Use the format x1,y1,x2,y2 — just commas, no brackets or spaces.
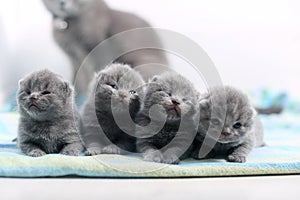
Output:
62,81,73,96
199,93,210,101
198,93,211,108
151,75,159,82
18,79,24,86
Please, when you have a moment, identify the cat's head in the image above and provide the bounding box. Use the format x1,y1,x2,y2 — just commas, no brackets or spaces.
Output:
199,86,255,143
94,63,145,115
144,72,199,122
17,69,73,120
42,0,92,19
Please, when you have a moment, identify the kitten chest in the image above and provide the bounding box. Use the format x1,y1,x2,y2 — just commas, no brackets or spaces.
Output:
25,122,65,153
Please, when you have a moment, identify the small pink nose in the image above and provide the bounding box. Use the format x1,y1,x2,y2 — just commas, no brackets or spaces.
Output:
30,95,38,100
222,132,231,137
118,92,127,99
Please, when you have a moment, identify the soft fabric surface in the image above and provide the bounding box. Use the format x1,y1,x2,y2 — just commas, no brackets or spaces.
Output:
0,112,299,178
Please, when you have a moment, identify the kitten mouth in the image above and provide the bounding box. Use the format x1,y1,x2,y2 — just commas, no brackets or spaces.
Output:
113,99,129,107
217,135,238,143
168,107,181,117
119,99,128,104
28,103,40,110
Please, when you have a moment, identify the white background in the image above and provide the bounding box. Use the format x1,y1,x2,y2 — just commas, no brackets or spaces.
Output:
0,0,299,104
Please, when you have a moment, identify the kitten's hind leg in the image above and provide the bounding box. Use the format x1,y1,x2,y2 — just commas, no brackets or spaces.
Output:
60,142,83,156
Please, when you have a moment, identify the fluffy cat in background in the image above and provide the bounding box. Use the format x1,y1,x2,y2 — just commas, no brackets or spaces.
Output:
81,63,145,155
136,72,199,164
17,69,83,157
192,86,265,163
42,0,168,96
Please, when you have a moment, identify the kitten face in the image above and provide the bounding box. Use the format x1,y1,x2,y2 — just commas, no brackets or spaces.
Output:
199,86,255,143
144,72,199,122
17,69,71,119
43,0,91,19
94,64,145,115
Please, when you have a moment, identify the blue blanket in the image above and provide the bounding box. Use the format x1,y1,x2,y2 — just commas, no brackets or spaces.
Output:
0,112,299,178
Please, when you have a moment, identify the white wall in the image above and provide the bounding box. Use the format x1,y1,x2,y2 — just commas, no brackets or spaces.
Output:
0,0,71,106
0,0,299,103
108,0,300,94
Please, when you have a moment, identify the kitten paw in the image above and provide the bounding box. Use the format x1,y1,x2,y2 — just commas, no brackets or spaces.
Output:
61,149,81,156
143,150,164,163
85,147,102,156
161,154,180,164
227,154,246,163
27,149,46,157
102,145,121,154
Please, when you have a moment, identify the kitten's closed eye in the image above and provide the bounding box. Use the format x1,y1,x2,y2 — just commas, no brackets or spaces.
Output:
24,89,31,95
107,83,118,90
41,91,51,95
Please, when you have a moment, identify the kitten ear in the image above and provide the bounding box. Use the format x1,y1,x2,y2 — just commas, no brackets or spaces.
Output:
248,107,257,118
95,71,106,81
195,92,201,102
151,75,159,82
61,81,72,97
199,93,210,108
18,79,24,87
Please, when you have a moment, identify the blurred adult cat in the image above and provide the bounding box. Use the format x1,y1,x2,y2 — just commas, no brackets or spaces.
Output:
43,0,168,96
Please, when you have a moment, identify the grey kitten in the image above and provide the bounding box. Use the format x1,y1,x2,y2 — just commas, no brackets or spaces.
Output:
43,0,168,96
17,69,83,157
192,86,265,163
80,63,145,155
135,72,199,164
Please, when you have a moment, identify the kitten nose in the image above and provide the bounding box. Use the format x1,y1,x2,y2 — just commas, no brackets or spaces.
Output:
171,98,180,106
118,91,127,99
221,132,231,137
30,93,38,100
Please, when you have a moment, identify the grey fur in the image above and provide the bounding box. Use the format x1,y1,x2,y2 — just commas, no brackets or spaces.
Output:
42,0,168,96
192,86,265,163
136,72,199,164
80,63,145,155
17,69,83,157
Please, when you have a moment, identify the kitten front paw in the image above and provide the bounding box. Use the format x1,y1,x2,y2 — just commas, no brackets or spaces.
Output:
227,154,246,163
60,149,81,156
85,147,102,156
102,145,121,154
27,149,46,157
161,154,180,164
143,150,164,163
